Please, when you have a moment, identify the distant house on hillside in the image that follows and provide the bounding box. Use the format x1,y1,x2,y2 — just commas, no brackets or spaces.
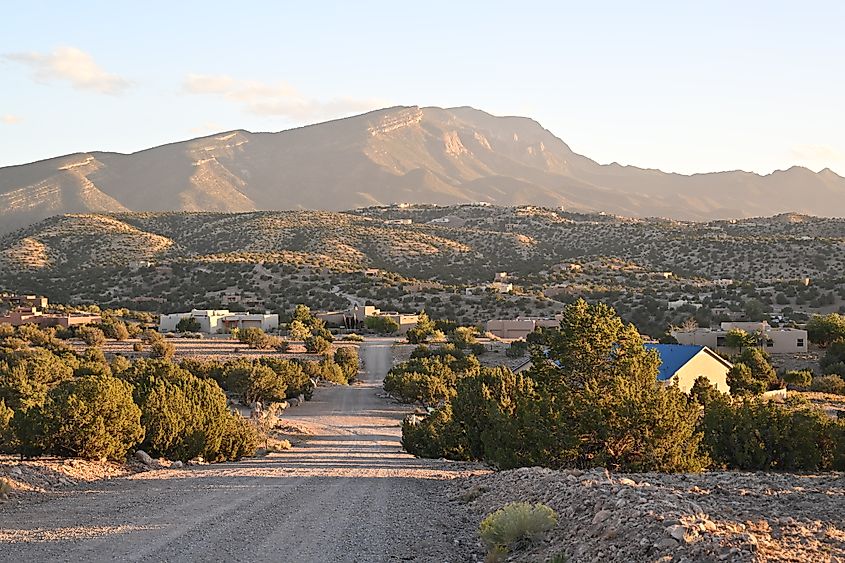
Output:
672,321,807,354
644,344,732,394
159,309,279,334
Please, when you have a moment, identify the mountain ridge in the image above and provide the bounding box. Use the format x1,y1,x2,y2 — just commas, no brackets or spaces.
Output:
1,105,843,233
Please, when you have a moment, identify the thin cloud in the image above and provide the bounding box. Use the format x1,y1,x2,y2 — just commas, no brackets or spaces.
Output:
791,144,844,162
1,114,22,125
183,73,380,120
4,46,130,95
790,144,845,175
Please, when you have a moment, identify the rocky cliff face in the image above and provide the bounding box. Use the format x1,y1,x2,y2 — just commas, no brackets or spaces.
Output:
1,105,844,234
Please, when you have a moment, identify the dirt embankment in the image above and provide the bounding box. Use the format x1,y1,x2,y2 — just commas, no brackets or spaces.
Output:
451,466,845,562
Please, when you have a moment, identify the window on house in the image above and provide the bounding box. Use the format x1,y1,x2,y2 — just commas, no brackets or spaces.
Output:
797,338,805,347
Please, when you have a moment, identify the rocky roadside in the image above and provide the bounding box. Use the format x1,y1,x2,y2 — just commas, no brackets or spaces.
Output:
449,466,845,562
0,452,205,505
0,455,142,504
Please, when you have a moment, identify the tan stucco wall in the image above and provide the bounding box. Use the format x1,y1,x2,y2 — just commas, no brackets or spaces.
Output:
668,351,731,394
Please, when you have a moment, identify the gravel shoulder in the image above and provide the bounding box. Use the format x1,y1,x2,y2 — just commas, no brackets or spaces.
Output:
0,340,488,562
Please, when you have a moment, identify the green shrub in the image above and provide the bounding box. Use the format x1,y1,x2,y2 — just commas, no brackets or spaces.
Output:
238,327,281,350
727,348,778,395
225,363,288,404
76,326,106,347
17,375,144,461
448,326,478,349
175,317,201,333
783,370,813,390
333,346,359,381
365,316,399,335
505,340,528,358
133,366,255,461
150,340,175,360
401,405,469,460
342,333,364,342
0,399,15,453
406,312,436,344
304,335,331,354
689,376,720,406
0,347,75,411
807,313,845,348
479,502,557,554
811,374,845,395
702,395,843,470
218,413,260,460
100,319,130,341
258,358,312,399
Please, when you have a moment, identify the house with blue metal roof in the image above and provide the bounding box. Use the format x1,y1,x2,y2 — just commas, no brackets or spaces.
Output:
644,343,732,394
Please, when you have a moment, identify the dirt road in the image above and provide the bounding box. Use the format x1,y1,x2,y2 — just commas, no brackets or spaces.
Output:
0,341,484,562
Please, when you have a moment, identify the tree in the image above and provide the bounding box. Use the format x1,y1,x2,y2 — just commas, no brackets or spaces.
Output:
448,326,478,349
175,317,201,333
76,326,106,347
782,370,813,390
17,375,144,461
292,304,312,324
702,395,844,471
288,319,311,341
0,347,75,411
810,374,845,395
333,346,359,381
0,399,16,453
238,327,279,349
365,316,399,335
406,312,436,344
724,328,758,351
225,363,288,404
101,319,130,341
505,340,528,358
404,301,708,473
689,376,719,407
133,366,256,461
807,313,845,348
727,364,760,395
150,339,176,361
729,350,779,395
304,335,331,354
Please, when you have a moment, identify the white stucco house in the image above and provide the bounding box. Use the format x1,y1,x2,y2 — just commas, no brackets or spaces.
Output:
159,309,279,334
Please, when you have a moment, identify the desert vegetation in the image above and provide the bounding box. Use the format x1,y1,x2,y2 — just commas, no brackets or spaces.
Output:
0,319,358,463
399,300,845,473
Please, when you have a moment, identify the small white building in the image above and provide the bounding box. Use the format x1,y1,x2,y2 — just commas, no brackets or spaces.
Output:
159,309,278,334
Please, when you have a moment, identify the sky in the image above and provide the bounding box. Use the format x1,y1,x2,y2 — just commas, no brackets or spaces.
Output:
1,1,844,175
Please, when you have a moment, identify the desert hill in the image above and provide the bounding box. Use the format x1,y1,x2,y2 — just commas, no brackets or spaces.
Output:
1,105,844,233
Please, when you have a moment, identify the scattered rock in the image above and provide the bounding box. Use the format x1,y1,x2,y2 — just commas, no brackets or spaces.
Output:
134,450,154,466
655,537,679,550
170,460,184,469
592,509,612,524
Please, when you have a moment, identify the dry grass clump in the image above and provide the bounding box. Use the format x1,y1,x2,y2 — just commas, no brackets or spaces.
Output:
479,502,557,561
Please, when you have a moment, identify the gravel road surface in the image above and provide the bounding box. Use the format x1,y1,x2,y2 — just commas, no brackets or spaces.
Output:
0,340,485,562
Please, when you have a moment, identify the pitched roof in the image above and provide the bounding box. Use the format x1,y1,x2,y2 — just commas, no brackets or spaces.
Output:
644,343,707,381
